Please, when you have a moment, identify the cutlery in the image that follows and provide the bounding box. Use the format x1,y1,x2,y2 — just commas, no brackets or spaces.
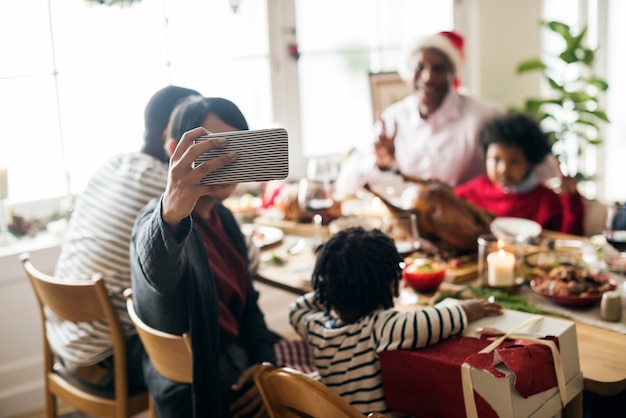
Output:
287,239,306,255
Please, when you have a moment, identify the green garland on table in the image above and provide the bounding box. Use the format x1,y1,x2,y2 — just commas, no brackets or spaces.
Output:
435,286,568,318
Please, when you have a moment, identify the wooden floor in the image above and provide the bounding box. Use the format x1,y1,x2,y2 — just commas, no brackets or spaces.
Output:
255,280,301,339
16,281,299,418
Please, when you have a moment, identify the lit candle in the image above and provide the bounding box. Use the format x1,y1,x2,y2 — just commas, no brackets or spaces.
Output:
0,167,7,200
487,249,516,286
364,196,387,219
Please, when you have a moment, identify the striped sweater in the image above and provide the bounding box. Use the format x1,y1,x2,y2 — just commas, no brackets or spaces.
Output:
289,292,468,417
50,152,169,366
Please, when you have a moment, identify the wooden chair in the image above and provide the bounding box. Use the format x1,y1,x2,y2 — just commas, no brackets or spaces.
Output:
19,252,149,418
122,288,192,384
253,362,385,418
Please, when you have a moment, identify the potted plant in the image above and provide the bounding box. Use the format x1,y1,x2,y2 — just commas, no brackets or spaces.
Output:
516,20,609,187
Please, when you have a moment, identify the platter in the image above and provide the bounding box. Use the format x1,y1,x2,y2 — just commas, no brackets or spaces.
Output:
522,250,583,279
491,217,542,241
241,224,284,248
530,273,618,307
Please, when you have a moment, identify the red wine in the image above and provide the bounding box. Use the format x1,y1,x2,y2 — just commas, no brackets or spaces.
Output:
605,231,626,252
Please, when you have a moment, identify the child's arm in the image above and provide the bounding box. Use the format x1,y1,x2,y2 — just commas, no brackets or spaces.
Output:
288,291,326,340
374,302,468,352
375,299,502,352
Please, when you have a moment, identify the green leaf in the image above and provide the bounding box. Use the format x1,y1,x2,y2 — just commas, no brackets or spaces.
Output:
578,109,610,122
545,20,572,39
583,77,609,91
574,119,600,129
516,59,546,73
565,91,594,103
582,48,595,66
559,49,579,64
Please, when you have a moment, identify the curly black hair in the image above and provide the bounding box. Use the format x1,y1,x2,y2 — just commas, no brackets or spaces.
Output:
311,226,402,319
478,111,552,165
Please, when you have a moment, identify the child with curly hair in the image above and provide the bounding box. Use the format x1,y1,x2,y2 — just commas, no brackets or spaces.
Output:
454,111,584,234
289,227,502,417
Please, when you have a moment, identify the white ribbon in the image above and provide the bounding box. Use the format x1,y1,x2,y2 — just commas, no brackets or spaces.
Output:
461,316,567,418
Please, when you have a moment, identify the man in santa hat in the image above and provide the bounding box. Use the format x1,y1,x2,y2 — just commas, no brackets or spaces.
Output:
335,30,560,197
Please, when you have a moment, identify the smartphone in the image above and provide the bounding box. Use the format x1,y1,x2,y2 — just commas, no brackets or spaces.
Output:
193,127,289,185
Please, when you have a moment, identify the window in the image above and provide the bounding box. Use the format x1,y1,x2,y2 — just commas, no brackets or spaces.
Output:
1,0,453,209
1,0,272,204
295,0,452,157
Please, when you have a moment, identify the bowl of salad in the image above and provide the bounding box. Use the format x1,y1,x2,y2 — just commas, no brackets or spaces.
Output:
402,258,446,292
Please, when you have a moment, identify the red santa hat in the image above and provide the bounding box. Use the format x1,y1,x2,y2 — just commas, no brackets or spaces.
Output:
398,30,465,88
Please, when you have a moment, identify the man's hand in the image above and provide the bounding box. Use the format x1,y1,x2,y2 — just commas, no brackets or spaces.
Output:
230,364,267,418
374,116,397,170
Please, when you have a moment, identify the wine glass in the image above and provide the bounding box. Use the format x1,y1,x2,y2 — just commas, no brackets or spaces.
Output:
603,202,626,293
392,212,420,305
297,157,339,225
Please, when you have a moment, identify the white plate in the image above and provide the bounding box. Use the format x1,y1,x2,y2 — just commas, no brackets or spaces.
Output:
241,224,284,248
490,217,542,241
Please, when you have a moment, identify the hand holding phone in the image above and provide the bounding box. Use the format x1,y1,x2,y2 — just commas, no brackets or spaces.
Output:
193,127,289,185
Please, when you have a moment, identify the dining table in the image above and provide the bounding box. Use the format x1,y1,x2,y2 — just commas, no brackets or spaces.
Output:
249,216,626,417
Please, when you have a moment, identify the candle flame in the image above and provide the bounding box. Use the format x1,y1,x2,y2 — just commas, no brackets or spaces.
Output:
497,239,504,250
498,248,506,258
372,196,381,208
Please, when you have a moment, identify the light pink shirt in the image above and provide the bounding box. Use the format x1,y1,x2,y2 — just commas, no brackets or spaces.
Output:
335,90,504,198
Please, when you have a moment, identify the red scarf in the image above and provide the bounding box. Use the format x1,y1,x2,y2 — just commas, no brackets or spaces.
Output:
194,208,248,349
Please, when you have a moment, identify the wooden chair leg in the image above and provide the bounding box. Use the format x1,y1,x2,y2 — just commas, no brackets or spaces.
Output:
45,387,57,418
148,393,157,418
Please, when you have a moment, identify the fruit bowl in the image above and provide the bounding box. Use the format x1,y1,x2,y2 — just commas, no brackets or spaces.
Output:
402,259,446,292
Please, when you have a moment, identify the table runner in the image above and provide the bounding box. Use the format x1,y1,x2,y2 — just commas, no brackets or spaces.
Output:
520,285,626,335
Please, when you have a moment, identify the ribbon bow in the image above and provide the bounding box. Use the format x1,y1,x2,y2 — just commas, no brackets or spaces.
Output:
461,316,567,418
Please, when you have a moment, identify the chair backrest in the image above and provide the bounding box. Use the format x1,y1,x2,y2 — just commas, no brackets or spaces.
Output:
583,198,609,236
253,362,385,418
123,288,193,383
19,252,148,418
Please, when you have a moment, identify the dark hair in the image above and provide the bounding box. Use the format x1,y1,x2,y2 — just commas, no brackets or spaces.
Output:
478,111,552,165
169,96,249,142
312,227,402,319
142,85,201,163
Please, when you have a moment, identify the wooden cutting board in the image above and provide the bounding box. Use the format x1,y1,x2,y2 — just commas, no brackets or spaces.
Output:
445,263,479,284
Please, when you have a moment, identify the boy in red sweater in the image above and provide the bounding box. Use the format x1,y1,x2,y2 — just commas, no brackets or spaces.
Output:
454,112,584,234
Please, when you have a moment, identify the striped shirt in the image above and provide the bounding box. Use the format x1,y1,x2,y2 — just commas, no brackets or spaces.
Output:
50,152,168,366
289,292,468,418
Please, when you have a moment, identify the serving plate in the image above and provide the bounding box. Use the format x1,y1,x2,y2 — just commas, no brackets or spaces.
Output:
530,274,618,307
522,251,583,279
241,224,284,248
491,217,542,241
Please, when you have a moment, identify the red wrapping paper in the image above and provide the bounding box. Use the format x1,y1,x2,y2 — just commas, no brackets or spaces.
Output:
379,335,559,418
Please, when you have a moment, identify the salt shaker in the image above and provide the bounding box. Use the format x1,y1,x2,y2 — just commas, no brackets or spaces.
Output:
600,291,622,322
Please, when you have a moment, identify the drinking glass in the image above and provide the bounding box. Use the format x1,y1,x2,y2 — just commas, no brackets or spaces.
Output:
391,212,420,257
392,212,420,305
297,157,339,224
603,202,626,292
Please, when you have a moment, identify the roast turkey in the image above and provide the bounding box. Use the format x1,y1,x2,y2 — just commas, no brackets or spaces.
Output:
365,175,495,253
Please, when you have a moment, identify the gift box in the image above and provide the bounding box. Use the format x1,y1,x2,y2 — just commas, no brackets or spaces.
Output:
379,307,583,418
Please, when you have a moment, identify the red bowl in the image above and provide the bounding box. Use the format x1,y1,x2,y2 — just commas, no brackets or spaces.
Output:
530,274,618,307
402,260,446,292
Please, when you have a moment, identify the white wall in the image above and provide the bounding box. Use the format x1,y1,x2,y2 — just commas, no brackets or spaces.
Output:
0,238,61,417
456,0,543,108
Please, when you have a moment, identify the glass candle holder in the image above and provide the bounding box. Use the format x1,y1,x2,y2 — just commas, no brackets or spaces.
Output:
477,234,517,286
